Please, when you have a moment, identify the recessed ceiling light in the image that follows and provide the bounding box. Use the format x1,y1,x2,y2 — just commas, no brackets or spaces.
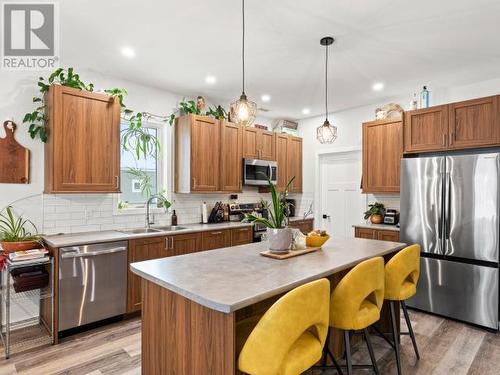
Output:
261,94,271,102
205,75,216,85
302,108,311,115
121,46,136,59
372,82,384,91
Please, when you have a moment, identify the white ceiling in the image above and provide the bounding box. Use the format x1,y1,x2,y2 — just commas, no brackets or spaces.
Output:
61,0,500,120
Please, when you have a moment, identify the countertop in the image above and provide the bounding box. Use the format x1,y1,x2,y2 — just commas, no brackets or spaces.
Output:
130,237,405,313
42,216,313,248
42,221,252,248
353,223,400,232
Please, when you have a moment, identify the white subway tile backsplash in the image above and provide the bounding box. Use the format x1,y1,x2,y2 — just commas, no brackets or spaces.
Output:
37,188,296,235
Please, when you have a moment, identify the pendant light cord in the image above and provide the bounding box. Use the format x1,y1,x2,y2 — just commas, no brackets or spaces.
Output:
242,0,246,95
325,43,329,122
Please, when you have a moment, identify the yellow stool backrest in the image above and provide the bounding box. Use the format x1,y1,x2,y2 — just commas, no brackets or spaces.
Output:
385,244,421,301
238,278,330,375
330,257,385,331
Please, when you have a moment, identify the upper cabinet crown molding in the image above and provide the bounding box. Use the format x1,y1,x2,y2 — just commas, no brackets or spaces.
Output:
44,85,121,193
403,95,500,154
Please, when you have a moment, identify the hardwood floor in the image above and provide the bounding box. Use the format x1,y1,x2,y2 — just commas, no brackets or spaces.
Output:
0,310,499,374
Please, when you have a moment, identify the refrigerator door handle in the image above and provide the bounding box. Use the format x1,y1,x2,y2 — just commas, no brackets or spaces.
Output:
445,173,451,240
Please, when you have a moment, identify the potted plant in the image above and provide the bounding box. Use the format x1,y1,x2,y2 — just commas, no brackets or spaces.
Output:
0,206,42,253
206,105,228,121
364,202,386,224
244,177,295,253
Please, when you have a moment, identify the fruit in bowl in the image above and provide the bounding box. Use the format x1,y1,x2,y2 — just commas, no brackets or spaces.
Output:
306,229,330,247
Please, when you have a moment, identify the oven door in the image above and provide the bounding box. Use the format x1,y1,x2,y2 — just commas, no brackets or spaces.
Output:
244,159,277,186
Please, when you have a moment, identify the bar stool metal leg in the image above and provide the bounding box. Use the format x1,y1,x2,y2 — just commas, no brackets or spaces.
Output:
390,301,402,375
343,330,353,375
401,301,420,360
363,328,380,375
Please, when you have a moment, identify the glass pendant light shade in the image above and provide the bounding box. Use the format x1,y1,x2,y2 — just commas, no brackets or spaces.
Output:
316,36,337,144
231,0,257,126
230,93,257,126
317,119,337,143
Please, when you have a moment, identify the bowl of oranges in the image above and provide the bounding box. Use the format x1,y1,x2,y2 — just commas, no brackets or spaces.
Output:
306,229,330,248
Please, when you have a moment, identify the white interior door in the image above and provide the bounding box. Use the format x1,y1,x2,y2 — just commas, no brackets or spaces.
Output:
318,151,365,238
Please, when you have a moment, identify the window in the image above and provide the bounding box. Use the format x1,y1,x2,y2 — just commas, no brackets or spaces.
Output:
119,122,162,207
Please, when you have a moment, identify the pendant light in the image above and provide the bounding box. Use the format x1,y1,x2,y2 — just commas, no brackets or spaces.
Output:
230,0,257,126
316,36,337,144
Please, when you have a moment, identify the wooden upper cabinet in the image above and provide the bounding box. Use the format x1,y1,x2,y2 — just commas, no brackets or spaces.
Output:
242,127,259,159
286,136,303,193
175,115,220,193
362,118,403,193
404,105,449,153
44,85,120,193
220,121,242,192
448,95,500,149
260,130,276,160
242,127,276,161
275,134,289,191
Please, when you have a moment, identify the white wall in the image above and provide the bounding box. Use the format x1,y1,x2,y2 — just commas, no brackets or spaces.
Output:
298,78,500,217
0,69,291,234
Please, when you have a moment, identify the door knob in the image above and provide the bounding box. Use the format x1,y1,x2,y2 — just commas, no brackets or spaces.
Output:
322,214,331,219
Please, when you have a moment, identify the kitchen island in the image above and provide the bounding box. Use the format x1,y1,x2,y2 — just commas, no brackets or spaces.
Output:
131,237,406,374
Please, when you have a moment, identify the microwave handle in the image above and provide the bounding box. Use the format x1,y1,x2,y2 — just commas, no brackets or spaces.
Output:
268,164,272,179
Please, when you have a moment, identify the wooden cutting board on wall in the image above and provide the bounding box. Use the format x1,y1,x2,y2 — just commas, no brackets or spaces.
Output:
0,120,29,184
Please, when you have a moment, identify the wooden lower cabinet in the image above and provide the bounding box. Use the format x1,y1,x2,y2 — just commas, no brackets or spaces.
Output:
127,236,169,313
289,219,314,234
171,232,202,256
202,229,232,251
127,227,253,313
230,227,253,246
354,227,400,242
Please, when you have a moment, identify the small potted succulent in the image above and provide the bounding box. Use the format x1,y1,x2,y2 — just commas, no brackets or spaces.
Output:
244,176,295,253
363,202,386,224
0,206,42,253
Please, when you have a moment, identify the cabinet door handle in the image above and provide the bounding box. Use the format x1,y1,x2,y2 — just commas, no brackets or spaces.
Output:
211,231,223,235
237,228,249,232
442,133,446,146
115,176,119,189
170,237,174,249
165,237,169,250
192,177,196,188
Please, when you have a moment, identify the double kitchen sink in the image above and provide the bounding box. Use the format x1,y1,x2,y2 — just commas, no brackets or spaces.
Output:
119,226,188,235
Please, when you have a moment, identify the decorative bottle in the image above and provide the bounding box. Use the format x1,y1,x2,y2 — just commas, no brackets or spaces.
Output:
420,86,430,108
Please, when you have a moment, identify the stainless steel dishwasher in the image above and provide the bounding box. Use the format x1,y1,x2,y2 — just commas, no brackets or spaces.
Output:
59,241,128,331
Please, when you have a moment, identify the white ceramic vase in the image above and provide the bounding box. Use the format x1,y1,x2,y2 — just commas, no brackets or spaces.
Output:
267,227,293,253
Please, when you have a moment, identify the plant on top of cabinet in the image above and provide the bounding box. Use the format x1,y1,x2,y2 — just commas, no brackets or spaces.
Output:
23,67,168,159
363,202,385,224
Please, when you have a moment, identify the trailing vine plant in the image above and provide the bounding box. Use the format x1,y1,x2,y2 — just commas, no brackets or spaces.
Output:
23,67,229,158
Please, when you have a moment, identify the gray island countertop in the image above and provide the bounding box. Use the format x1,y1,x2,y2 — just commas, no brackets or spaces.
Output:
130,237,406,313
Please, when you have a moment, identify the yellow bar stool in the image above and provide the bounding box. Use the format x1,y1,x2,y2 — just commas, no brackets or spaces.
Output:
237,278,330,375
383,244,421,375
324,257,385,375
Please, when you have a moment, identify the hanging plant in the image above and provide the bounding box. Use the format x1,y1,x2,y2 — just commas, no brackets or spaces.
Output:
22,68,169,159
23,67,229,158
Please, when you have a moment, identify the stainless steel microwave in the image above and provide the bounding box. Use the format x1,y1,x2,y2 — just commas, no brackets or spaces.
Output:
244,159,277,186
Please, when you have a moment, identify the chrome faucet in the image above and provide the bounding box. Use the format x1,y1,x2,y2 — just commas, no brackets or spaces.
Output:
145,196,157,228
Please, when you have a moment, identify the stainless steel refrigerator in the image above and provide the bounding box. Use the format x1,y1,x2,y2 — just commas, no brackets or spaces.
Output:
401,152,499,330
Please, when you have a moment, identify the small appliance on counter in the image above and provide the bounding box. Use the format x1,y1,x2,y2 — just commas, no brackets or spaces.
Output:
383,209,399,225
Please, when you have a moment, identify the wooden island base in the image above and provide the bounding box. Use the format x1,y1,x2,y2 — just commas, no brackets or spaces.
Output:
141,265,399,375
